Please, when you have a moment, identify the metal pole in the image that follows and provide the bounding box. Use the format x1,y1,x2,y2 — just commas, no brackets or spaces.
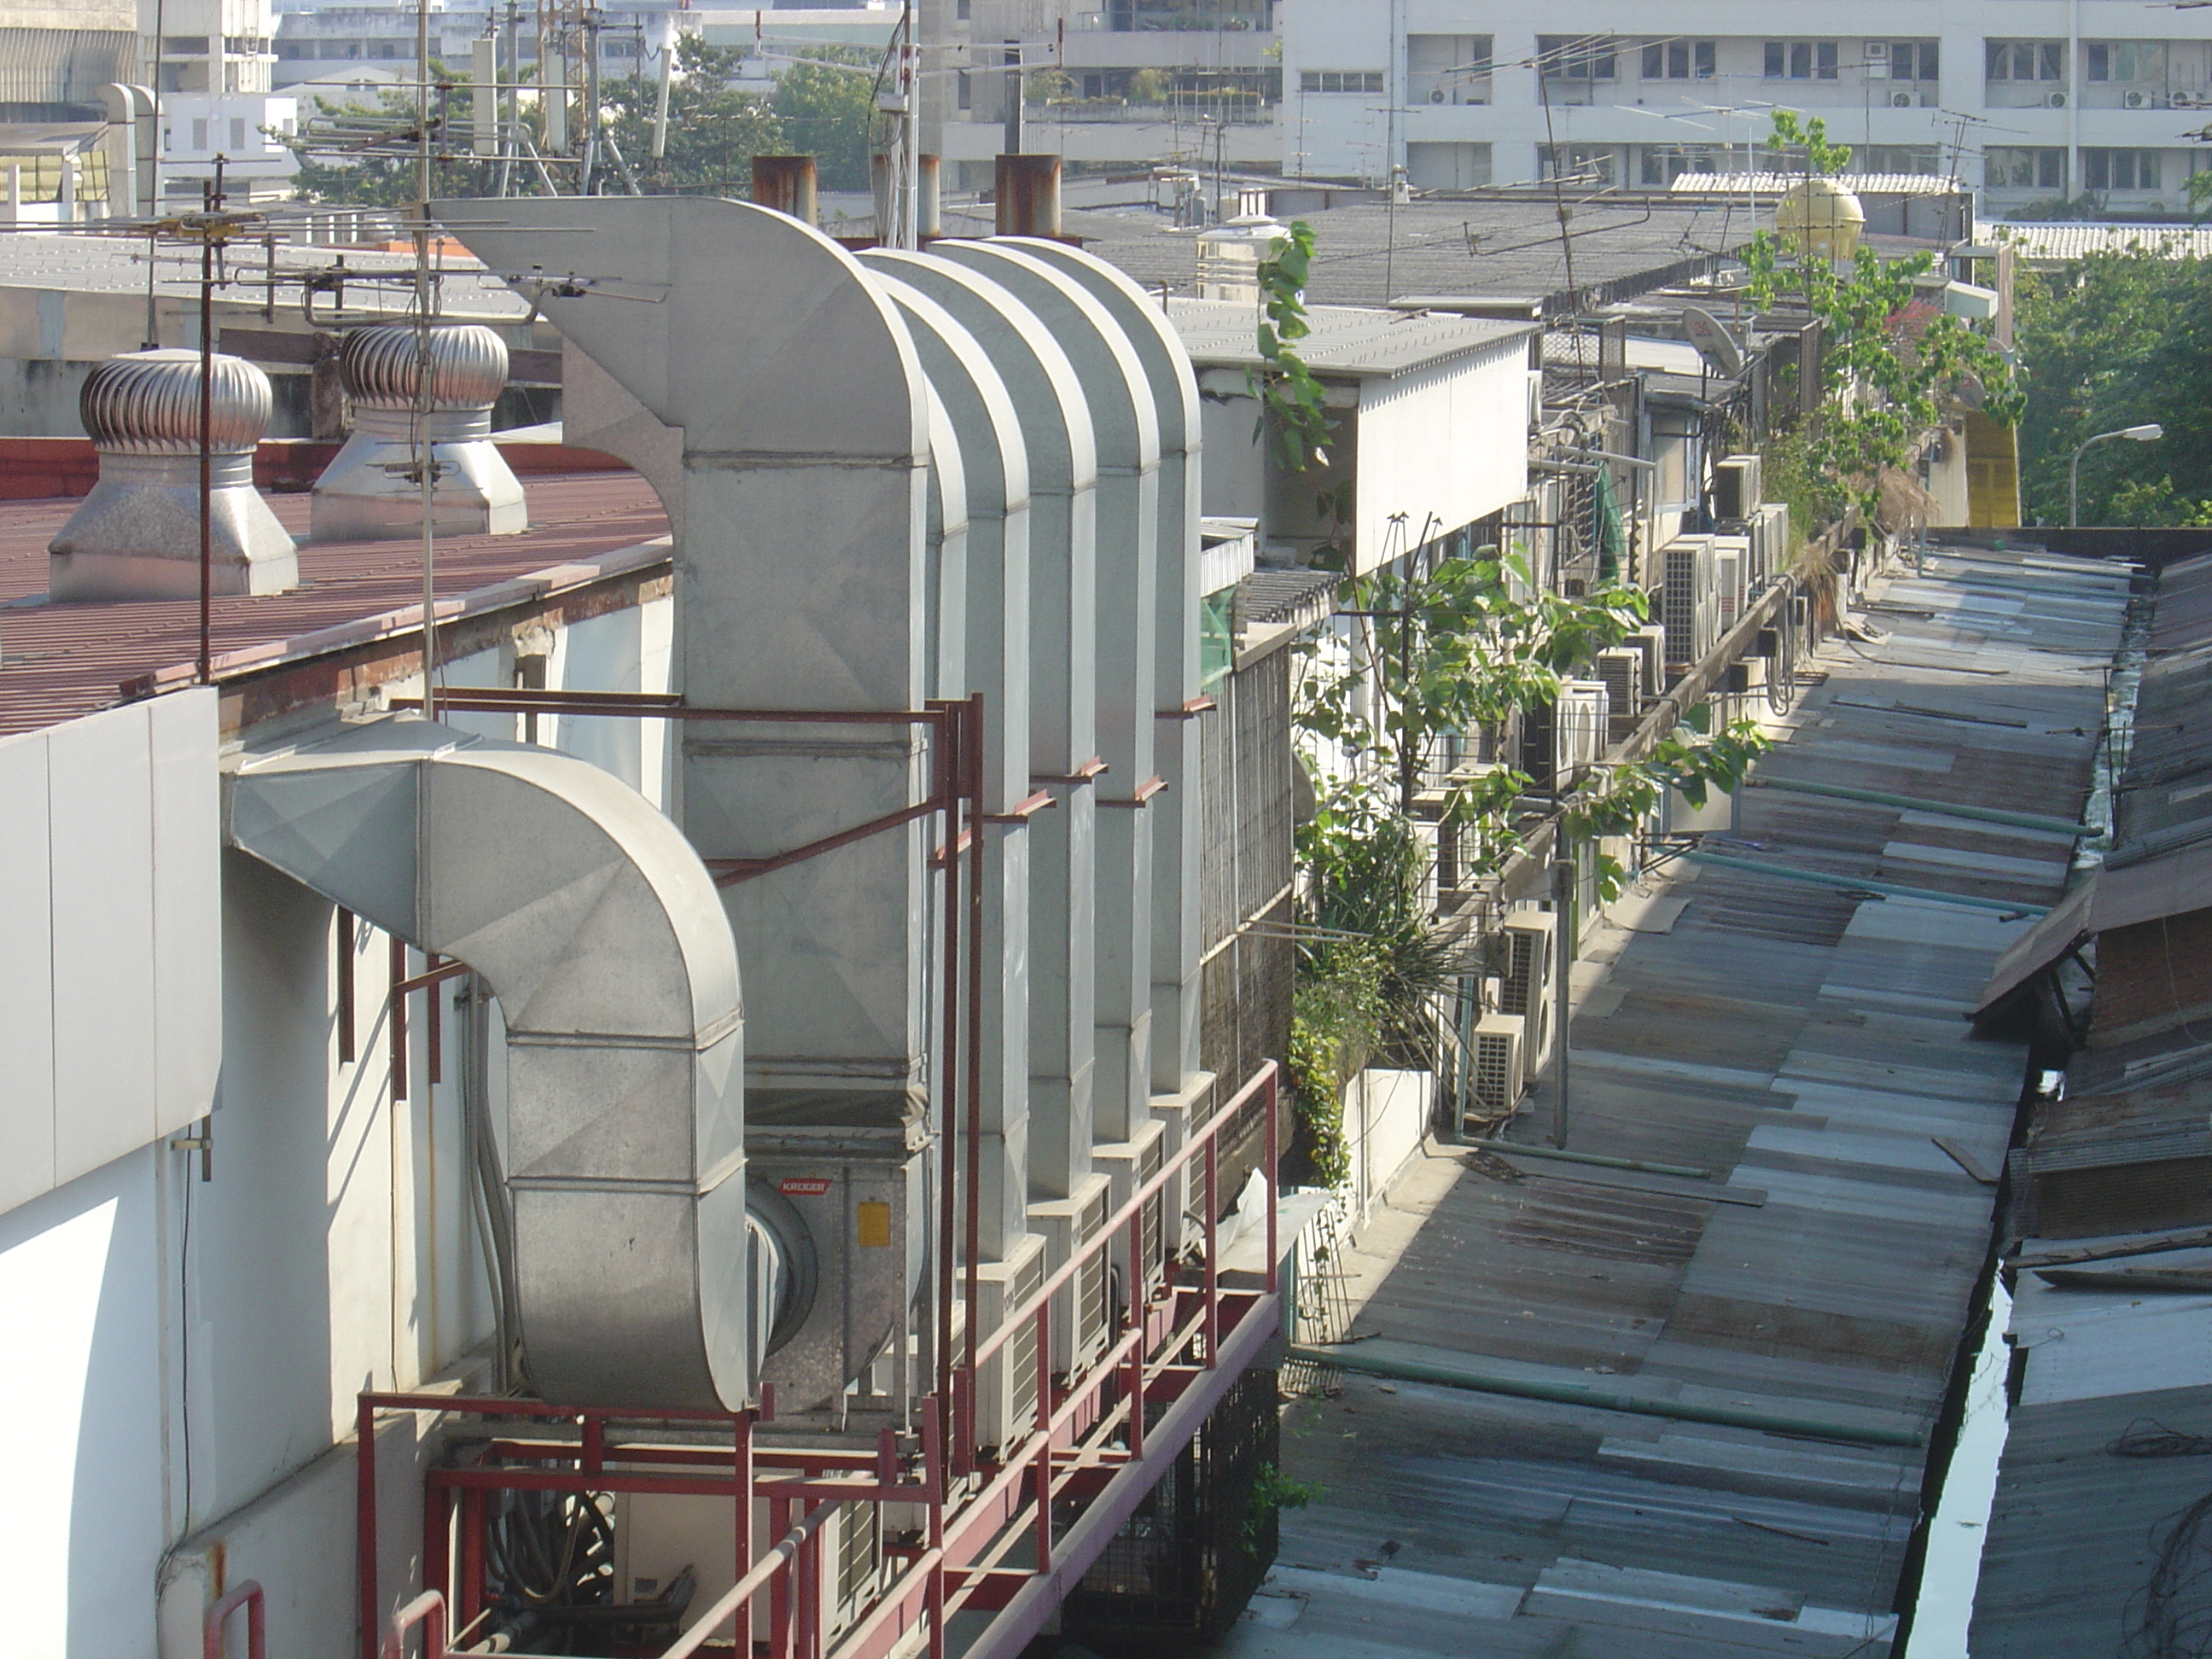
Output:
1549,855,1574,1150
197,183,213,685
416,0,439,722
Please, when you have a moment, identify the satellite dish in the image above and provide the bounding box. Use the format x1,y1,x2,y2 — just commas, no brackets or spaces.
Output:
1683,306,1745,376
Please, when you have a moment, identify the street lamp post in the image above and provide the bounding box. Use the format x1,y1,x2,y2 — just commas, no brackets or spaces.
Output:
2069,423,2165,527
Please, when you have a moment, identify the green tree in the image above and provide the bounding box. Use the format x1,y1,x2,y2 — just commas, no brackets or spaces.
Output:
2011,242,2212,524
1745,118,2021,522
284,63,503,207
769,51,878,193
602,36,786,196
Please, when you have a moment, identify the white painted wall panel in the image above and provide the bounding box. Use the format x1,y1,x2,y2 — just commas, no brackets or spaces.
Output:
148,689,221,1143
0,729,56,1214
0,1146,168,1659
1353,342,1529,572
49,702,159,1188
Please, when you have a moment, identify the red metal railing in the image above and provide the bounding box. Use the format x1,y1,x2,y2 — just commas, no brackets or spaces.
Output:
352,684,1275,1659
361,1061,1280,1659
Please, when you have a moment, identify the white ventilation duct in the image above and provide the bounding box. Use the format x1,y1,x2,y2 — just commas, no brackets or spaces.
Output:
424,196,1214,1415
862,247,1103,1204
863,273,1036,1255
311,323,527,541
229,717,753,1410
436,195,935,1414
49,349,298,602
929,241,1162,1146
1010,242,1207,1097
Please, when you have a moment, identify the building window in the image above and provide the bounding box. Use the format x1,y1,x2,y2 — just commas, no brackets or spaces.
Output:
1987,41,2065,82
1408,34,1493,105
1641,40,1715,80
2083,148,2163,189
1299,70,1385,94
1985,146,2066,190
163,35,210,55
1640,143,1718,185
1406,141,1492,190
1889,41,1939,82
957,0,970,18
190,117,207,149
1764,42,1839,82
2087,43,2167,83
1860,144,1942,175
229,117,247,148
957,69,970,110
1540,143,1616,186
1537,36,1616,82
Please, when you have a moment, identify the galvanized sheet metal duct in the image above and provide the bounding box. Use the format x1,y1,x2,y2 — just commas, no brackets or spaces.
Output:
1013,242,1208,1096
437,196,935,1415
864,247,1103,1204
862,268,1037,1258
229,717,749,1409
931,240,1162,1146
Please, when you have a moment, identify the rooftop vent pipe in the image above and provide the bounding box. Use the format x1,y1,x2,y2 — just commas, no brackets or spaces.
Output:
311,323,526,542
752,154,819,225
230,716,760,1410
995,154,1062,238
48,349,298,602
917,154,942,241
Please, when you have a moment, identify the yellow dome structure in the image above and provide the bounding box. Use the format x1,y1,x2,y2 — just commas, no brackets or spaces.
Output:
1775,176,1866,261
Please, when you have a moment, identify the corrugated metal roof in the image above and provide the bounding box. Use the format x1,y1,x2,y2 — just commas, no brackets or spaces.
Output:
0,226,533,320
1064,195,1752,311
1167,296,1532,377
1973,1246,2212,1656
1977,220,2212,265
0,470,668,736
1225,544,2124,1656
1682,173,1966,196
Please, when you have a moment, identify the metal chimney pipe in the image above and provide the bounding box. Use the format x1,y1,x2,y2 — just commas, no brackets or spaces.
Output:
870,150,894,241
995,154,1061,239
999,154,1066,240
917,154,941,241
752,154,818,224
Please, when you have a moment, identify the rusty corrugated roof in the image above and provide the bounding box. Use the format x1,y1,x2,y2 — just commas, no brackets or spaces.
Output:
0,470,668,737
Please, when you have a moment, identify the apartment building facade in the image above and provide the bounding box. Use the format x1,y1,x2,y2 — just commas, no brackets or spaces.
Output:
1280,0,2212,212
920,0,1279,189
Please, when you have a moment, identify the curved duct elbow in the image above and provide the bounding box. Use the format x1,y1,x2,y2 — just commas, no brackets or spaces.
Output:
230,715,753,1410
311,323,527,542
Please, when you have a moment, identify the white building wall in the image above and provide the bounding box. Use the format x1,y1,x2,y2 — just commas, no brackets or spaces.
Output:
1282,0,2212,212
0,594,680,1659
1353,339,1529,567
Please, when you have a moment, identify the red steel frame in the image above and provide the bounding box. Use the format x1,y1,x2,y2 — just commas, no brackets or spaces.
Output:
361,1062,1280,1659
359,686,1280,1659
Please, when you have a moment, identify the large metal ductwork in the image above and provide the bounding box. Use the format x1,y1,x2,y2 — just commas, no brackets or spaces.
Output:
862,247,1103,1208
1011,242,1208,1097
48,349,299,602
931,240,1161,1150
311,322,527,542
860,270,1036,1258
429,195,1215,1419
228,717,758,1410
437,195,936,1417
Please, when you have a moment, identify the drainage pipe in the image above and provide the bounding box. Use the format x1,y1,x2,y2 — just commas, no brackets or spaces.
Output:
1288,1343,1926,1447
1745,774,2089,838
1680,849,2052,916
